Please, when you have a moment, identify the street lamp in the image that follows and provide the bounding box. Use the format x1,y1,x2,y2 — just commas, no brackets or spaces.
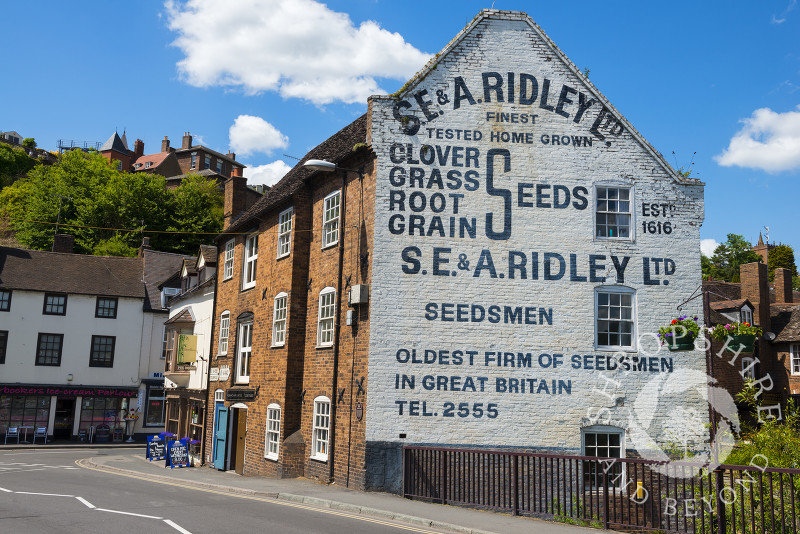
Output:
303,159,363,177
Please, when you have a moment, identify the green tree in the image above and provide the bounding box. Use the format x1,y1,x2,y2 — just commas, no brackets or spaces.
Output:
707,234,761,282
161,174,224,254
767,244,798,281
0,143,36,188
21,138,36,150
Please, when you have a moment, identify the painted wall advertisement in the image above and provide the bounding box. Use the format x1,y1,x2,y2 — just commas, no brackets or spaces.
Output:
367,15,705,451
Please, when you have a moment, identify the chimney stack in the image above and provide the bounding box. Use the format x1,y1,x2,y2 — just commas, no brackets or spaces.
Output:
223,175,249,229
134,139,144,159
138,236,152,258
775,268,793,304
161,136,170,152
227,151,236,162
182,132,192,150
231,166,243,178
740,262,770,327
52,234,74,253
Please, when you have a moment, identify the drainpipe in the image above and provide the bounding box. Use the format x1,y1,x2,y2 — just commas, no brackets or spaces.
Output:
329,169,347,483
201,275,219,466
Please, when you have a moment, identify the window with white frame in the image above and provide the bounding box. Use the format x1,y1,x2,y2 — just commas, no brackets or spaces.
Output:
317,288,336,346
322,191,340,248
265,403,281,460
218,311,230,355
311,396,330,461
236,320,253,383
160,327,169,359
596,287,635,350
223,239,235,280
741,357,756,381
582,427,624,488
277,207,293,258
595,186,631,239
791,344,800,376
740,307,753,325
242,234,258,290
272,293,288,346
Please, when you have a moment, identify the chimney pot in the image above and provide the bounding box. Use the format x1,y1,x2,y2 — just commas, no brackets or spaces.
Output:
52,234,74,253
161,136,170,152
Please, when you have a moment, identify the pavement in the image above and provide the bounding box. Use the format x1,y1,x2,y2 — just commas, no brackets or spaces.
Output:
1,444,613,534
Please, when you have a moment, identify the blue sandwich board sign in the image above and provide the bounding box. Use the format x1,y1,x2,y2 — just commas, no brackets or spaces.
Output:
166,439,190,469
147,434,166,461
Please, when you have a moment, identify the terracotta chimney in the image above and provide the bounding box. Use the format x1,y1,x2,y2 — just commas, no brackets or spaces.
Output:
224,175,248,229
740,262,770,327
775,268,793,304
231,166,243,178
52,234,74,253
161,136,170,152
138,236,152,258
227,151,236,162
134,139,144,159
182,132,192,150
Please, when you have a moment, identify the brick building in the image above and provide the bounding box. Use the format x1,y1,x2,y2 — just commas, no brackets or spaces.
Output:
204,10,707,493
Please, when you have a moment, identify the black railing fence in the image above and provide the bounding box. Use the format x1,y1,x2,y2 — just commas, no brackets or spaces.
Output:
403,446,800,533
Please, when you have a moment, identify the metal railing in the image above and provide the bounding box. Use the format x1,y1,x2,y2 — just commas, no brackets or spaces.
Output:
403,446,800,533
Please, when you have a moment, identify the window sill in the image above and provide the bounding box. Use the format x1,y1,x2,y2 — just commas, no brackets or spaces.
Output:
321,242,338,251
222,276,233,282
240,285,256,293
235,379,250,385
276,253,290,261
265,453,279,461
310,454,328,463
271,343,286,349
316,344,333,350
595,346,637,353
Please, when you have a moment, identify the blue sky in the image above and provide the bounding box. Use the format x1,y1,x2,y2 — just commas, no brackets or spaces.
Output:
2,1,799,256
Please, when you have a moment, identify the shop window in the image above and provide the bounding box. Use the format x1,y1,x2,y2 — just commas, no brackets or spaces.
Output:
95,297,118,319
0,395,50,436
236,320,253,384
36,333,63,366
311,396,330,461
272,294,287,347
277,207,293,258
78,397,122,433
317,288,336,347
595,186,631,239
596,287,635,350
89,335,116,367
0,331,6,364
43,293,67,315
322,191,340,248
144,386,166,427
223,239,235,280
265,403,280,460
0,289,11,311
242,234,258,290
582,426,624,489
218,311,230,355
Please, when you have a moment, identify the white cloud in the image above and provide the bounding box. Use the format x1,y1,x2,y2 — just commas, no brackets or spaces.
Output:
229,115,288,157
714,105,800,172
244,160,293,187
772,0,797,23
165,0,430,105
700,239,720,257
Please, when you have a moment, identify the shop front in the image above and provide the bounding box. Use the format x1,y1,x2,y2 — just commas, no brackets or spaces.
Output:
0,384,138,442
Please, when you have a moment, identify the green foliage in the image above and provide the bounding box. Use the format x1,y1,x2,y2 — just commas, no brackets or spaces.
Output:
657,314,701,342
1,150,222,256
793,275,800,291
0,143,37,187
708,321,762,341
767,244,797,281
705,234,761,282
21,138,36,149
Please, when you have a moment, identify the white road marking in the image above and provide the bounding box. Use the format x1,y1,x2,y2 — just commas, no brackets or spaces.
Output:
15,491,75,497
0,486,11,492
164,519,194,534
96,508,163,519
75,496,96,509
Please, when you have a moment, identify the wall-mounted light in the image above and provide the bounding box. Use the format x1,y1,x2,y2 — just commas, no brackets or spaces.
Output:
67,373,74,381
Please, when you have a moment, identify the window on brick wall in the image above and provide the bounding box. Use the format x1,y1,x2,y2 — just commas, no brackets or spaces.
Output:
242,234,258,290
272,293,287,347
791,344,800,376
190,152,197,170
277,207,293,258
741,357,756,381
317,287,336,347
595,186,632,240
322,191,340,248
204,155,211,170
223,239,234,280
582,426,624,488
235,320,253,384
218,311,230,355
264,403,280,460
595,287,635,350
311,396,330,461
740,307,753,326
216,159,222,173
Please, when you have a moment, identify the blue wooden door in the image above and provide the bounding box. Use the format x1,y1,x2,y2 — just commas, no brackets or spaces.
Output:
213,406,228,470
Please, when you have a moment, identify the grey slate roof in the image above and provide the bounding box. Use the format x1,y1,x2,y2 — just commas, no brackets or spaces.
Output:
0,247,144,298
100,132,128,154
227,114,368,233
771,304,800,343
141,249,191,312
199,245,217,265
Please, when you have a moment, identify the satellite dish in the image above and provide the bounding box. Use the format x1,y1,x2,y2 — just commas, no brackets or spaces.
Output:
765,332,776,342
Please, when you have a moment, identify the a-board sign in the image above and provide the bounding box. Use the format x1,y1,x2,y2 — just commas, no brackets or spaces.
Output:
225,388,256,402
166,439,190,469
147,434,166,461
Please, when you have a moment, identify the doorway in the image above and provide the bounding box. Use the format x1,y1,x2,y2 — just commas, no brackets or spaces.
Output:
229,406,247,474
53,398,74,440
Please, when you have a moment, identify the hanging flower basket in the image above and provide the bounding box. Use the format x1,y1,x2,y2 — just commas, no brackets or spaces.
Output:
709,322,761,354
658,315,701,351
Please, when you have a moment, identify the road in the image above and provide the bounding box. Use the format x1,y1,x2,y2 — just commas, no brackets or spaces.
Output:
0,448,449,534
